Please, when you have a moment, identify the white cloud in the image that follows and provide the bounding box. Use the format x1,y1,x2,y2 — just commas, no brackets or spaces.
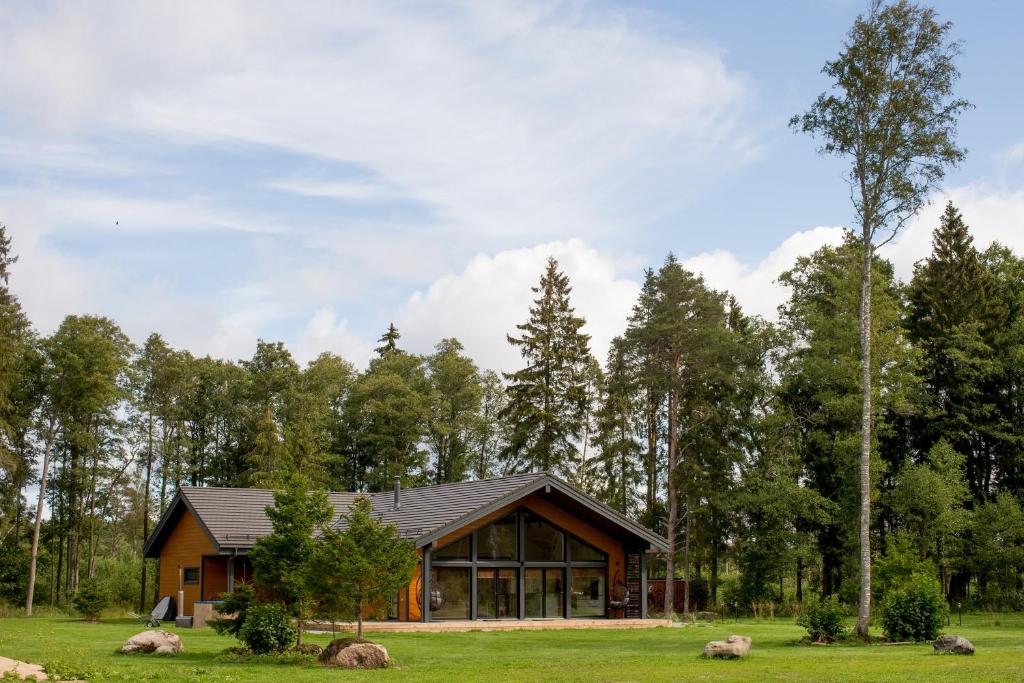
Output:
396,239,639,372
682,226,846,319
0,1,757,242
997,142,1024,164
266,178,397,203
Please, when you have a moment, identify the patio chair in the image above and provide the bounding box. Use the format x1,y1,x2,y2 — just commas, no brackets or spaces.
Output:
415,587,445,612
608,584,630,618
129,595,174,627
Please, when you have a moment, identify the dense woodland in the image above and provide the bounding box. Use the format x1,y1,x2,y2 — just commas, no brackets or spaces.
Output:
1,201,1023,616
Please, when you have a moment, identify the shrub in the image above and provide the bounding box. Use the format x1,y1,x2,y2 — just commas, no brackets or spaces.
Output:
797,595,847,642
238,602,296,654
882,574,946,642
72,578,110,622
210,582,256,639
872,534,931,604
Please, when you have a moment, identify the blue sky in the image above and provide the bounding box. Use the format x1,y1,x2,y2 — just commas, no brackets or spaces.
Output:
2,1,1023,371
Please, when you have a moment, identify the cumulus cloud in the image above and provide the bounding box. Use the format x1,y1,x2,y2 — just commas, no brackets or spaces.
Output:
396,239,639,372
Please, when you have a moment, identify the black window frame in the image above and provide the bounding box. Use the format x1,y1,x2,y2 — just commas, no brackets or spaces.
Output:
429,507,609,620
182,566,200,585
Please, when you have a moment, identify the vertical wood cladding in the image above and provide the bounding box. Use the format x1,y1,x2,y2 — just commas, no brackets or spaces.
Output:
202,555,229,601
158,509,216,616
625,552,642,618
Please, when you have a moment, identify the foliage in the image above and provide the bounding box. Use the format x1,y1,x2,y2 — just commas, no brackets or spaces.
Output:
305,496,417,639
797,595,848,643
209,582,256,639
238,602,297,654
882,574,947,642
502,257,595,475
872,534,932,605
250,474,332,643
72,577,110,621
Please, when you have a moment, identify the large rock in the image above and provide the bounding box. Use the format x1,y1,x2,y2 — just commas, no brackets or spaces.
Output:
319,638,389,669
703,635,752,659
120,630,183,655
933,635,974,655
0,656,48,681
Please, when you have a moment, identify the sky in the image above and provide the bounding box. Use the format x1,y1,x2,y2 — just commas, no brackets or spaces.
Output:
2,0,1023,373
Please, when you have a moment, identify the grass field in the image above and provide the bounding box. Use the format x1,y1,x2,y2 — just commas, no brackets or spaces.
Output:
1,613,1022,682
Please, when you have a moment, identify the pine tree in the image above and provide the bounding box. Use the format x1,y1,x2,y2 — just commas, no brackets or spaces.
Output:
246,407,292,488
501,257,594,475
375,323,402,356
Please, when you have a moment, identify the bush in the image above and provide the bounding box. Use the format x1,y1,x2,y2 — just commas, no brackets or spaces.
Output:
872,534,931,604
210,583,256,639
238,602,296,654
797,595,847,642
882,574,946,642
73,578,110,622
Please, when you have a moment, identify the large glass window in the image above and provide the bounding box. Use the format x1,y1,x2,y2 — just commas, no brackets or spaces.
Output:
524,568,564,617
430,567,470,619
477,568,517,619
477,514,517,561
571,568,605,617
435,535,471,561
524,513,564,562
570,537,605,563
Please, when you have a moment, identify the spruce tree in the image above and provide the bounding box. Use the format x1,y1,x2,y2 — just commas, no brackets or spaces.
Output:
907,203,1002,502
593,337,641,515
501,257,594,475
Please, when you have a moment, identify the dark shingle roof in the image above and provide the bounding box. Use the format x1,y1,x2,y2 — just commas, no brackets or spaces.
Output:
143,472,666,558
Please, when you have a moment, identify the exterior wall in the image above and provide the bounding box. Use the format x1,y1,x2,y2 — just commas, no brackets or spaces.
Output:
405,494,626,621
158,509,218,616
202,555,229,601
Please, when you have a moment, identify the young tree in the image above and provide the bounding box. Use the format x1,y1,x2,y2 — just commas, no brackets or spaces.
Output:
306,496,417,639
250,474,333,645
502,257,594,475
593,337,641,515
791,0,970,636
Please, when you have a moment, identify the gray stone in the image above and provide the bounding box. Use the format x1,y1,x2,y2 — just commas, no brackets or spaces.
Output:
933,634,974,655
120,630,183,655
320,639,389,669
703,635,751,658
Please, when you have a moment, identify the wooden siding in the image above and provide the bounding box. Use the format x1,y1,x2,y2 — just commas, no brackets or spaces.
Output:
202,555,229,601
158,509,217,616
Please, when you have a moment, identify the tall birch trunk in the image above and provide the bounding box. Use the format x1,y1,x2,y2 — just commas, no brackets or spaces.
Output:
25,418,57,616
855,236,873,638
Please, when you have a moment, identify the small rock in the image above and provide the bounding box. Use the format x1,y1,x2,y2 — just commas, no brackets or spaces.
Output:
319,638,389,669
703,635,751,658
120,630,183,655
933,634,974,655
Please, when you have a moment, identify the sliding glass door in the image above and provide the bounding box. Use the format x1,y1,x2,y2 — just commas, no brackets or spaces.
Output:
524,568,564,618
476,568,517,619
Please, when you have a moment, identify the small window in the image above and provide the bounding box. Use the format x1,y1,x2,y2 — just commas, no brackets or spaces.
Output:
183,567,200,585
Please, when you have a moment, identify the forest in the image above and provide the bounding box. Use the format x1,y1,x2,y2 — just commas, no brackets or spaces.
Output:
1,199,1023,617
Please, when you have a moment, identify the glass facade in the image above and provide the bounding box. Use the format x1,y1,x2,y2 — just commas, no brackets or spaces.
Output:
571,567,606,617
428,508,610,620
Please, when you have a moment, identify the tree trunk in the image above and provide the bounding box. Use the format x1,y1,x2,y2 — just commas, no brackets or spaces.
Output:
25,419,57,616
855,237,873,639
796,557,803,602
356,600,364,640
141,414,154,612
664,382,678,617
682,498,690,617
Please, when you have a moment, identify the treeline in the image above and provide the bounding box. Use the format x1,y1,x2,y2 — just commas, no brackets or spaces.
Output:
1,203,1023,615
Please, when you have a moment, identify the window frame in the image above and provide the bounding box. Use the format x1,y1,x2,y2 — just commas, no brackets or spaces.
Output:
429,507,609,619
182,566,200,585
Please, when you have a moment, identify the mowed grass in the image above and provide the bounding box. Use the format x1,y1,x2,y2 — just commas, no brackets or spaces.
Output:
1,613,1022,682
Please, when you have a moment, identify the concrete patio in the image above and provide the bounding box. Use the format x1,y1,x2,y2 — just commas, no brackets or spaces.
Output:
305,618,674,633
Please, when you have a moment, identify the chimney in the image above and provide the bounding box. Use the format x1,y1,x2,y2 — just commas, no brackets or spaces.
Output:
393,478,401,510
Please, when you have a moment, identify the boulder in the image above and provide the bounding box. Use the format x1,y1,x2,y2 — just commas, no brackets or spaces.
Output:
933,635,974,655
319,638,389,669
703,635,752,659
120,630,183,655
0,656,48,681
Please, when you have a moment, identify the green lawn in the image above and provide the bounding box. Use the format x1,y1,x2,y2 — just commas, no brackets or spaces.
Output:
1,614,1022,682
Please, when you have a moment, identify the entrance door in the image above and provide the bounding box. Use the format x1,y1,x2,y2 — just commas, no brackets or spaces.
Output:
524,568,564,618
476,568,517,619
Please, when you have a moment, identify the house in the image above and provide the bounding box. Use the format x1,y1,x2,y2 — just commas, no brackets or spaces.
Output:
142,472,667,624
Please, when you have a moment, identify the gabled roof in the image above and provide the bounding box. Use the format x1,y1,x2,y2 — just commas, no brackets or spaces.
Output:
143,472,667,558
